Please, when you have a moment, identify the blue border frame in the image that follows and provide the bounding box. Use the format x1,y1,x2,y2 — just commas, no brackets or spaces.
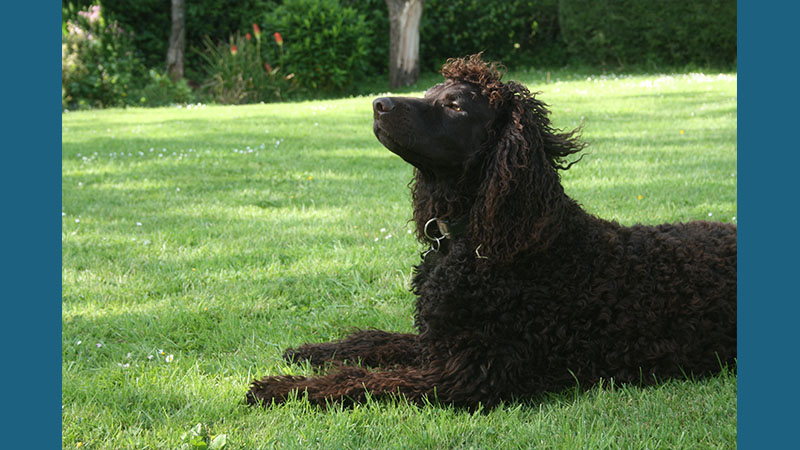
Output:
9,0,794,447
5,2,62,447
737,1,798,448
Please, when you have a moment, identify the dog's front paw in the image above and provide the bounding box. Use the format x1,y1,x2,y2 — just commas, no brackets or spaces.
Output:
282,347,306,365
245,375,307,407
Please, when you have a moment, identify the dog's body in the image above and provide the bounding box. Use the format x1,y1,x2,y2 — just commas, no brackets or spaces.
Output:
247,55,736,408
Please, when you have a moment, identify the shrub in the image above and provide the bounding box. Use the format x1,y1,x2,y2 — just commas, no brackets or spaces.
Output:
62,5,144,109
558,0,737,69
262,0,371,94
197,27,297,104
135,69,195,107
341,0,391,75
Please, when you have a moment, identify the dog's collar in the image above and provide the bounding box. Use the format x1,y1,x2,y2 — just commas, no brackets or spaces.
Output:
424,216,468,241
423,216,487,260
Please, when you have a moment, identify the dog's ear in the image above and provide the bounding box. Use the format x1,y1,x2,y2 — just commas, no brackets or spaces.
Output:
469,84,583,264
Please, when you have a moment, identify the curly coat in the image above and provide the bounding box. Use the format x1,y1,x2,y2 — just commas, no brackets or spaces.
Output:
246,54,737,409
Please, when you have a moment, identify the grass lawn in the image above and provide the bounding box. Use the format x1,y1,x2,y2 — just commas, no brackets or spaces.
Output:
62,69,737,449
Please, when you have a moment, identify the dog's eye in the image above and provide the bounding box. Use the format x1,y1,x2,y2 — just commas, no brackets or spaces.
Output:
448,104,463,112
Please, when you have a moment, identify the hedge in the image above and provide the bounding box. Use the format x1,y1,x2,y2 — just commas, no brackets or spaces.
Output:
558,0,736,69
420,0,565,71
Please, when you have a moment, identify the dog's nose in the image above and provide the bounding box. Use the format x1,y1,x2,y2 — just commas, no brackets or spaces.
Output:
373,97,395,114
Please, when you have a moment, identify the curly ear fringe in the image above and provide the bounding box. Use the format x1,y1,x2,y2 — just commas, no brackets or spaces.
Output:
441,53,585,170
450,56,585,264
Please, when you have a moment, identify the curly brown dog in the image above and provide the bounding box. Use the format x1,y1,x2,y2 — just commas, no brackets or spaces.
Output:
246,54,737,409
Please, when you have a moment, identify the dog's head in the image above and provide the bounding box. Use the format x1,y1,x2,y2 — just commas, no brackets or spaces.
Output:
372,80,497,176
373,54,585,263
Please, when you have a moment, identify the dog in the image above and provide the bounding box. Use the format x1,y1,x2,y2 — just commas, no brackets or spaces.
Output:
246,54,736,409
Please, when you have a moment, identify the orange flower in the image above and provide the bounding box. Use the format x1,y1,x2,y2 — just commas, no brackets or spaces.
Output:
274,32,283,45
245,32,252,40
253,23,261,38
230,44,238,55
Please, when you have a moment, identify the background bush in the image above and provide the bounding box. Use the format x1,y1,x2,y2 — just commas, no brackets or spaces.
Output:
342,0,391,76
558,0,737,69
197,30,297,104
261,0,371,94
62,5,143,109
136,69,196,107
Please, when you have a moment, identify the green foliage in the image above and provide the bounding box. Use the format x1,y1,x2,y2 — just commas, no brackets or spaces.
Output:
558,0,737,69
65,0,280,82
61,4,144,110
179,423,227,449
136,69,196,107
263,0,371,94
341,0,391,75
339,0,566,75
197,31,297,104
421,0,566,71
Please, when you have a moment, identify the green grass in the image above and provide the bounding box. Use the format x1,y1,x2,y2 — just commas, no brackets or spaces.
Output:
62,70,737,449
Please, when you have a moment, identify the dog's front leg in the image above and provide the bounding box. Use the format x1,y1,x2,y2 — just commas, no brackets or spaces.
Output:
283,329,421,368
246,365,434,407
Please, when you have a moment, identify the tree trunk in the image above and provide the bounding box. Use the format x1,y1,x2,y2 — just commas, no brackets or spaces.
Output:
386,0,424,88
166,0,186,81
